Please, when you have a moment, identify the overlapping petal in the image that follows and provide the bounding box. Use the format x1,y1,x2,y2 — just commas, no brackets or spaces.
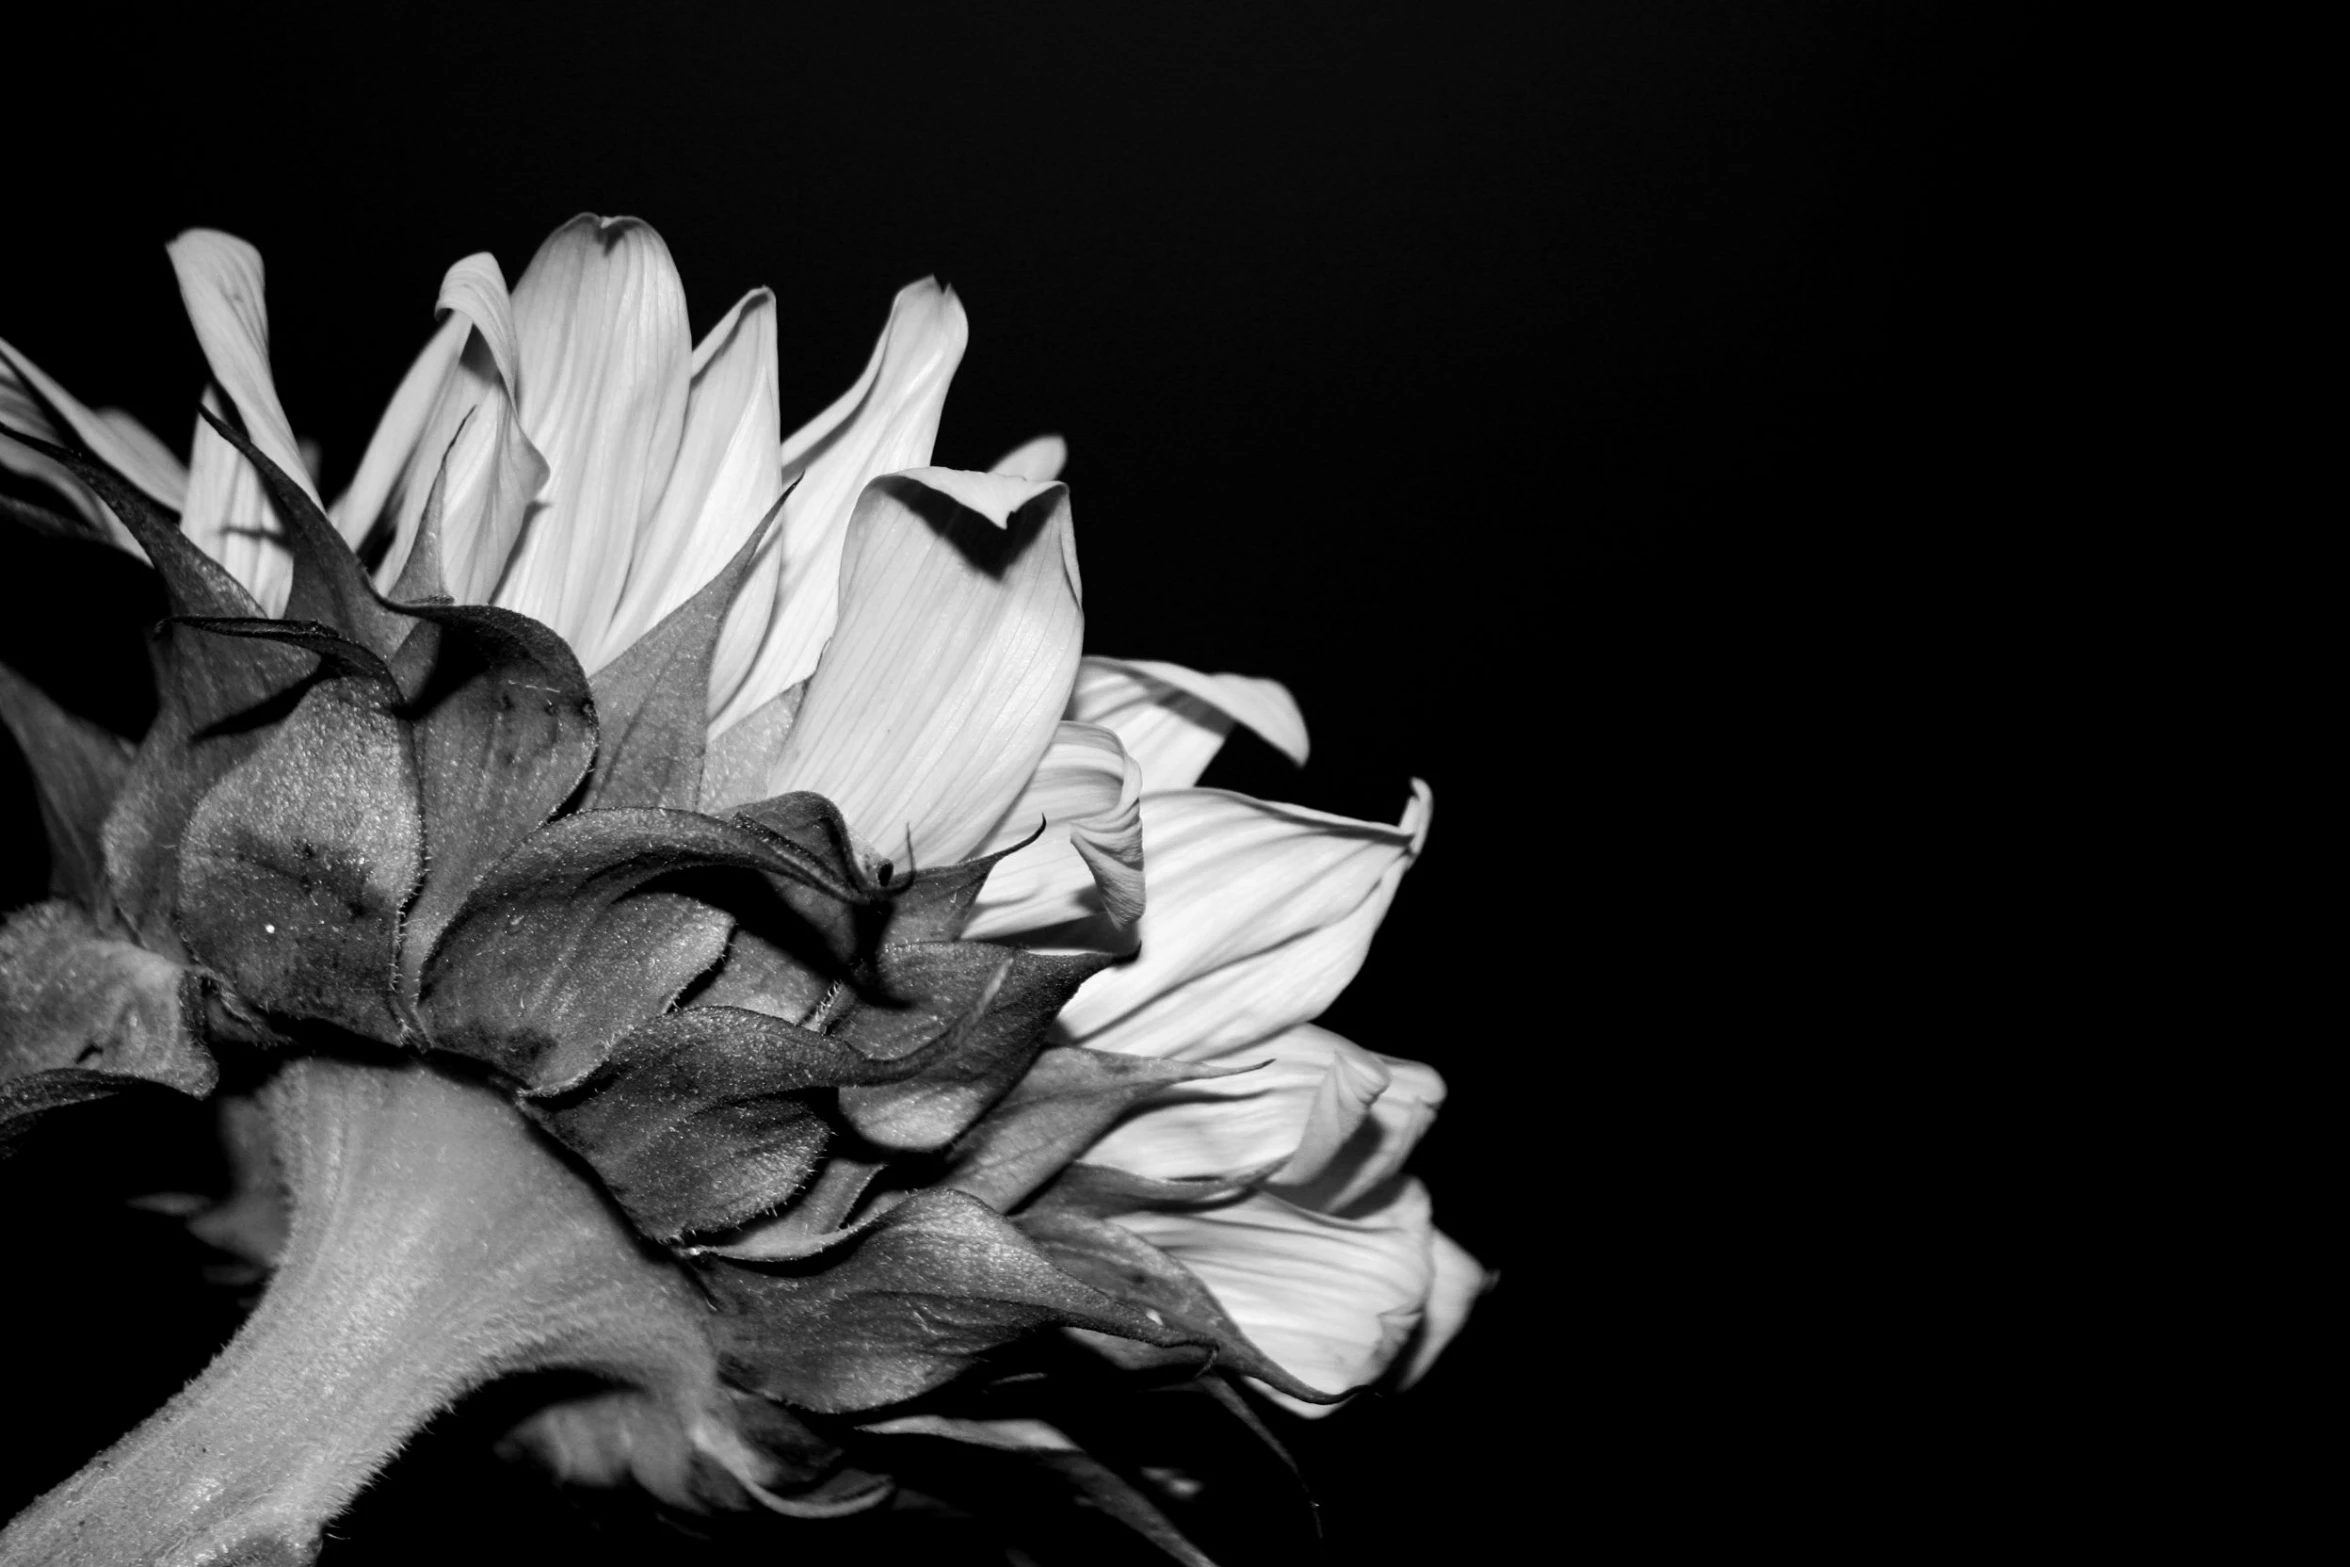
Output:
1080,1024,1443,1212
764,469,1083,868
1068,656,1309,792
961,720,1144,942
616,289,786,716
991,434,1066,482
169,231,323,611
1056,782,1430,1061
712,281,966,734
1114,1180,1438,1407
496,216,691,667
344,254,547,603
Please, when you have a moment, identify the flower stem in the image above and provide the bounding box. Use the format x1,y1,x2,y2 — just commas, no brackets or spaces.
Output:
1,1056,721,1565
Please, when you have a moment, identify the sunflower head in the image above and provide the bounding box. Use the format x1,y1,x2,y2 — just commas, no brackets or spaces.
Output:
0,216,1484,1564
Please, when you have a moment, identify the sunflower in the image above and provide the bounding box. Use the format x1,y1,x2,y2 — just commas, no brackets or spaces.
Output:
0,215,1484,1564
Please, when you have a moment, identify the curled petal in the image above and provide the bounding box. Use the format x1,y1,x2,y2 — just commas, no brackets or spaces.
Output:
962,720,1144,943
713,281,966,733
1401,1228,1490,1388
1068,656,1308,792
1057,783,1430,1061
497,215,691,667
1113,1180,1438,1409
0,336,182,550
765,470,1083,868
991,433,1066,482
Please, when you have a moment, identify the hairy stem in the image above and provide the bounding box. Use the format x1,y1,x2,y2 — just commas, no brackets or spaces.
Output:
1,1056,721,1565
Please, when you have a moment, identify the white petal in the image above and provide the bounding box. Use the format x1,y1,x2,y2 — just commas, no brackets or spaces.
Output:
764,469,1083,867
961,720,1144,942
331,310,467,547
167,231,322,512
1115,1180,1436,1406
992,433,1066,481
183,390,293,610
1068,656,1309,792
1274,1050,1445,1214
1400,1228,1489,1388
1057,781,1430,1060
1078,1023,1365,1182
0,337,183,551
495,215,691,666
711,281,966,734
607,288,785,713
364,255,547,603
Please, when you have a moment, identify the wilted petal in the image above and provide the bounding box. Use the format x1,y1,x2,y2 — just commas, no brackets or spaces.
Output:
713,281,965,734
992,433,1066,481
961,720,1143,942
496,215,691,667
765,469,1082,867
1068,656,1308,792
606,288,785,715
1114,1180,1436,1407
1401,1228,1489,1388
1057,782,1430,1060
0,337,183,550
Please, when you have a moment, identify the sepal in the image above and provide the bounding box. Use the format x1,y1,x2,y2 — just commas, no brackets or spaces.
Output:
704,1188,1198,1414
418,807,868,1086
0,899,214,1095
944,1046,1248,1213
173,639,422,1042
0,661,133,914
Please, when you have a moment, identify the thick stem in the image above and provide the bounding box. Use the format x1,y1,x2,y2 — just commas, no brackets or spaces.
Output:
1,1057,722,1566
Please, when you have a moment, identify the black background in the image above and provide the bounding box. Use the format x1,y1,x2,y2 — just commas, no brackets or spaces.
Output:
2,3,2038,1559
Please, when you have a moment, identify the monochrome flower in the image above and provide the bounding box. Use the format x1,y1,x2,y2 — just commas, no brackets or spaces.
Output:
0,214,1484,1563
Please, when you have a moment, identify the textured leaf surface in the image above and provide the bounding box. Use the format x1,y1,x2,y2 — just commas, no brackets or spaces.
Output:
531,1006,897,1242
833,944,1111,1153
0,901,212,1095
0,426,306,949
195,405,410,659
175,664,422,1042
420,808,863,1086
0,662,133,912
706,1189,1187,1413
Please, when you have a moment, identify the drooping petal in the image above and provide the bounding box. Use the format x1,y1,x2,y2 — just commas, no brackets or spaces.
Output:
604,288,785,715
1068,656,1309,792
1113,1180,1437,1408
961,720,1144,943
1275,1050,1445,1213
1400,1228,1489,1388
712,281,966,734
992,434,1066,481
0,337,182,551
763,469,1083,868
1056,782,1431,1061
495,216,691,667
166,231,323,609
